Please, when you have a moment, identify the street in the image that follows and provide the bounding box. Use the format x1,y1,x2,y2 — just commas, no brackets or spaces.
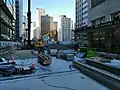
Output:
0,50,109,90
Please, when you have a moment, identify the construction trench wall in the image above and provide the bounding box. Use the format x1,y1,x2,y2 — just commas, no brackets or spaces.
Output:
73,61,120,90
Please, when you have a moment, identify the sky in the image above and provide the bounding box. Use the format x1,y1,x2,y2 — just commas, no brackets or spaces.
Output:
23,0,75,22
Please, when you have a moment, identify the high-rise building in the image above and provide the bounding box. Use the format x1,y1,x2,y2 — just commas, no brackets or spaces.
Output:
41,15,53,35
75,0,89,28
15,0,23,39
52,22,58,40
0,0,15,40
71,21,74,39
58,15,72,42
35,8,45,39
22,15,27,40
31,22,36,40
74,0,120,50
36,8,45,27
88,0,120,26
53,22,57,31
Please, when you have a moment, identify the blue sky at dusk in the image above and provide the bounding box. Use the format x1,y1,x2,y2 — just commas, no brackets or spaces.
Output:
23,0,75,22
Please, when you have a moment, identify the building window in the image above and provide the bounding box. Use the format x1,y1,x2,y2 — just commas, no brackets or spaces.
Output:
82,2,88,8
82,7,88,13
91,20,96,26
82,16,88,20
91,16,105,25
91,0,106,8
111,11,120,21
82,11,88,15
82,6,88,10
100,17,105,23
82,0,87,5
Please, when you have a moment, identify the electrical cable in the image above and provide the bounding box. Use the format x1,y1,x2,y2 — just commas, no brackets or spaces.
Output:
42,79,76,90
40,69,83,90
39,68,79,90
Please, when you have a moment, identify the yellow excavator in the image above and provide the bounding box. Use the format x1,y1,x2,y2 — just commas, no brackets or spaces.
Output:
33,38,52,66
34,38,44,52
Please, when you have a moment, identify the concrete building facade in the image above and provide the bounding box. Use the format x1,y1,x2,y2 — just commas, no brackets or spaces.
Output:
31,22,36,40
52,22,58,40
35,8,45,39
15,0,23,39
33,27,39,40
0,0,15,41
75,0,120,51
75,0,89,28
88,0,120,26
53,22,57,31
71,21,74,40
36,8,45,27
41,15,53,35
22,15,27,40
58,15,72,42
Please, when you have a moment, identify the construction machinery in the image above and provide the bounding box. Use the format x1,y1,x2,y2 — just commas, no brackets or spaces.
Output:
34,39,44,48
34,38,45,52
37,52,52,65
31,50,52,66
32,35,52,65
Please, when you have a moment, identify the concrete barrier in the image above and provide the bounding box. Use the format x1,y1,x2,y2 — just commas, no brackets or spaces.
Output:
73,61,120,90
86,59,120,76
98,52,120,59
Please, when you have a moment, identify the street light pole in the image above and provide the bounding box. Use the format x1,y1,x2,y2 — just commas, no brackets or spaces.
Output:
27,0,31,48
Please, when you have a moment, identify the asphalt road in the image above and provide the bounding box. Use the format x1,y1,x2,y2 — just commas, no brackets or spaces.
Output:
0,50,109,90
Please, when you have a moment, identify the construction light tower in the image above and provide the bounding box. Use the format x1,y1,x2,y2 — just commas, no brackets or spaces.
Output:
27,0,31,48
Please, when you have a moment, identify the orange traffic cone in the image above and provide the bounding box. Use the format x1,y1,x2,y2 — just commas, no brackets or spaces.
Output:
12,56,15,63
31,60,35,69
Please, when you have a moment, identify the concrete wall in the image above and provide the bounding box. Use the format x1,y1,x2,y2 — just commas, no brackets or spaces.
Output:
88,0,120,25
73,61,120,90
